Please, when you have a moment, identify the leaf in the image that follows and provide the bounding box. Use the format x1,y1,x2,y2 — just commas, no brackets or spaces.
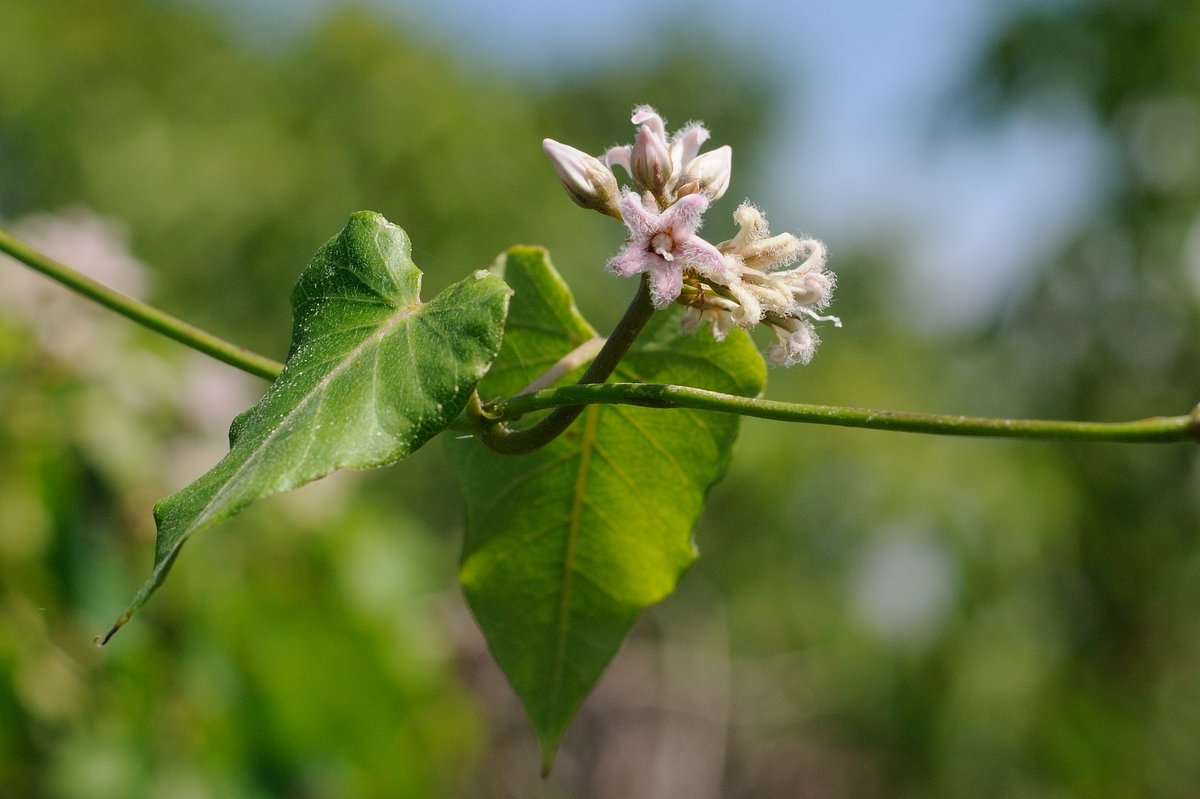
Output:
448,247,766,770
103,212,512,641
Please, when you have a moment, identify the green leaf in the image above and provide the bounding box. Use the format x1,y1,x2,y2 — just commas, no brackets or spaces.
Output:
104,212,512,641
448,247,766,770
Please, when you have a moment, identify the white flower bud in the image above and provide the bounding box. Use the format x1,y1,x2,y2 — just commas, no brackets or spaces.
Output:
677,145,732,201
543,138,620,217
727,278,763,326
740,233,806,270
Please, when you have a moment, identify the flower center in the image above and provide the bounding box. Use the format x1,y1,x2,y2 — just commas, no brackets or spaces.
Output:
650,232,676,261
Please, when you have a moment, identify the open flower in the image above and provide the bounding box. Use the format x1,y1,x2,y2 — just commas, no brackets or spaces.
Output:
608,191,730,308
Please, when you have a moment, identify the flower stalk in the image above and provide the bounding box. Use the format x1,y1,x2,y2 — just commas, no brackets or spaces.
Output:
476,276,657,455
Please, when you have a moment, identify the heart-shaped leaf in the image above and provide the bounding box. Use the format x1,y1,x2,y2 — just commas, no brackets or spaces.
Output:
448,247,765,770
104,212,512,641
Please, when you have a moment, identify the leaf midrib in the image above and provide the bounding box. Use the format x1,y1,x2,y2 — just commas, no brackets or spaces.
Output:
169,300,423,559
548,403,601,724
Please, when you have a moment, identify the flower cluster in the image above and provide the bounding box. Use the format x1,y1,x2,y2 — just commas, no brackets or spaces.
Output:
543,105,838,366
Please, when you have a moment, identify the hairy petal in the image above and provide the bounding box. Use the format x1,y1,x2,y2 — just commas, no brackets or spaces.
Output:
673,237,731,282
670,122,712,175
630,105,668,141
648,262,684,308
604,145,632,176
608,247,652,277
617,190,660,240
660,193,710,237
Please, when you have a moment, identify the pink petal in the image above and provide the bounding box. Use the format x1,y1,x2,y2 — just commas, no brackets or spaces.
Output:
604,145,632,175
608,246,652,277
630,105,667,141
674,236,732,282
648,262,684,308
660,193,710,237
671,122,711,174
617,190,660,240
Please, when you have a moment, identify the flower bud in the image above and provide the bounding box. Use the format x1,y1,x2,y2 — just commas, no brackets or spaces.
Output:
676,145,732,201
542,138,620,217
630,124,674,196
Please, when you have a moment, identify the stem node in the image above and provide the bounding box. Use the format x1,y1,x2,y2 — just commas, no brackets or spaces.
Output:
478,277,655,455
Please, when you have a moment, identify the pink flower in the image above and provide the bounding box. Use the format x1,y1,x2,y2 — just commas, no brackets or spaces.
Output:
607,190,731,308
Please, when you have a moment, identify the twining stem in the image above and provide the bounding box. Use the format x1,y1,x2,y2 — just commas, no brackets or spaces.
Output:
478,276,656,454
6,225,1198,446
0,226,284,380
491,383,1200,444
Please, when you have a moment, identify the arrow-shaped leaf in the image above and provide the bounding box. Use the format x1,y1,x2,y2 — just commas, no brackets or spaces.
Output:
448,247,765,770
104,212,512,641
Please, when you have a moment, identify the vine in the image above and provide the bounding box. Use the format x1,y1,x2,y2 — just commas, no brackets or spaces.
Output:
2,105,1194,771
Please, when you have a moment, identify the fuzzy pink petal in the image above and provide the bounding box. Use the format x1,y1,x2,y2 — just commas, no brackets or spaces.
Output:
660,193,710,237
648,262,684,308
608,245,652,277
604,145,632,175
673,236,732,282
671,122,711,173
630,105,667,140
617,189,660,239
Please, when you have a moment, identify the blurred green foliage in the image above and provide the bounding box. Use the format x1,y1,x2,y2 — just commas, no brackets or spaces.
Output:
1,0,1199,796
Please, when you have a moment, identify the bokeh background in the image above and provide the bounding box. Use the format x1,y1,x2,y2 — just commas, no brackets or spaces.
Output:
2,0,1199,796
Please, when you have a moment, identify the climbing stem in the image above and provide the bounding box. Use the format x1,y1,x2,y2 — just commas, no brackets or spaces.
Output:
478,276,656,454
492,382,1200,444
0,226,283,380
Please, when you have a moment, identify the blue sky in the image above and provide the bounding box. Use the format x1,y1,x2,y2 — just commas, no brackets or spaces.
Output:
211,0,1107,329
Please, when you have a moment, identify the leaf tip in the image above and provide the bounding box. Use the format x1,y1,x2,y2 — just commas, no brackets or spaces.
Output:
95,613,129,647
539,743,559,778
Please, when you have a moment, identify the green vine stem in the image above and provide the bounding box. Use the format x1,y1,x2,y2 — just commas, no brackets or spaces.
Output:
5,225,1197,446
489,382,1200,444
0,226,284,380
477,276,657,454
